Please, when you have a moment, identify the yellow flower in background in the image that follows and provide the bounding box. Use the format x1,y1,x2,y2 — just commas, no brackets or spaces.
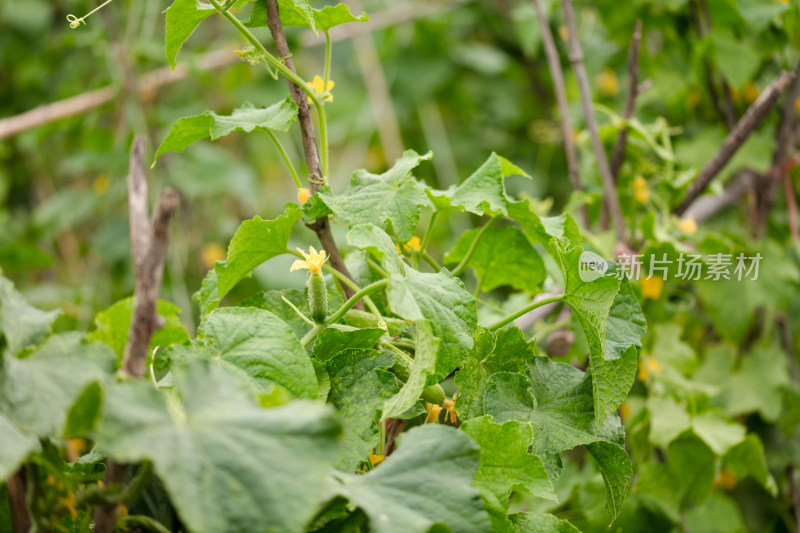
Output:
291,246,328,274
598,68,620,96
712,469,738,491
297,187,311,205
677,216,697,235
742,82,759,103
306,75,334,103
369,452,384,466
637,357,663,381
633,176,649,204
93,174,109,195
397,236,422,255
425,403,443,423
641,275,663,300
558,25,569,41
202,243,226,270
58,492,78,520
619,402,631,420
796,96,800,114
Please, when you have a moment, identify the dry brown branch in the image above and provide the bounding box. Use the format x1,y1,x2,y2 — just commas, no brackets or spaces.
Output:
6,470,30,533
610,19,643,181
681,169,759,223
530,0,589,228
562,0,625,242
674,71,795,216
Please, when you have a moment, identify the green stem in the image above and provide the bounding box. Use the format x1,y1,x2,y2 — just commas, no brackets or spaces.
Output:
323,31,332,99
367,258,391,279
325,279,389,325
266,130,301,188
488,294,564,331
321,262,384,320
419,251,441,271
301,325,322,348
208,0,322,107
314,100,329,180
419,211,438,253
451,216,498,276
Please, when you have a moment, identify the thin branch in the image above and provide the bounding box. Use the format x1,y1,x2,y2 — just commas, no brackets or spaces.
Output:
610,19,643,181
6,469,30,533
674,71,795,216
562,0,625,242
530,0,588,227
264,0,358,301
127,137,150,275
681,168,759,223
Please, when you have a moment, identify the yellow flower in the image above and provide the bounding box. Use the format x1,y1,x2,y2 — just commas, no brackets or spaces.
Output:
637,357,663,381
297,187,311,205
290,246,328,274
58,492,78,520
742,82,759,103
369,452,384,466
442,397,458,424
633,176,649,204
425,403,443,423
598,68,620,96
558,25,569,41
677,216,697,235
641,275,663,300
712,469,738,491
306,75,334,103
93,174,109,195
202,243,226,270
796,96,800,114
619,402,631,420
397,236,422,254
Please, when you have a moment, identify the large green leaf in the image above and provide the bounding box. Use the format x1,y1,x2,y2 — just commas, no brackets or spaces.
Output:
88,298,188,364
0,413,39,480
461,416,555,504
483,357,631,520
164,0,215,68
387,266,476,384
382,321,438,419
510,513,582,533
331,424,490,533
507,199,582,254
325,349,398,470
428,153,529,216
154,98,298,162
95,361,341,533
246,0,368,31
166,307,318,399
319,150,432,242
0,277,60,357
444,226,546,293
312,327,385,361
211,205,301,309
454,327,536,421
0,332,116,436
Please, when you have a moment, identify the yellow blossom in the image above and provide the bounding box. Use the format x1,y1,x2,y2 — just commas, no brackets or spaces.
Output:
598,68,620,96
637,357,662,381
633,176,649,204
558,25,569,41
619,402,631,420
712,469,738,491
290,246,328,274
202,243,226,270
677,216,697,235
93,174,109,195
369,452,384,466
297,187,311,205
796,96,800,114
442,398,458,424
742,82,759,103
306,75,334,103
58,491,78,520
118,504,129,517
397,236,422,254
425,403,443,423
641,275,663,299
46,474,57,486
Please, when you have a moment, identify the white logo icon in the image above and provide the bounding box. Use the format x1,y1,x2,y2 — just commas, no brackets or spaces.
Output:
579,251,608,282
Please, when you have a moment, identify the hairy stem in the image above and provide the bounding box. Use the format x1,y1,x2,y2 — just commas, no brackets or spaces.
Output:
488,294,564,331
451,216,498,276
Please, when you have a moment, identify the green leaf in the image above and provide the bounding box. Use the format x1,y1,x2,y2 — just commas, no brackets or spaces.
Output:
246,1,368,31
0,413,39,480
0,277,60,356
429,153,529,216
382,321,439,419
723,434,776,494
319,150,432,242
510,513,581,533
506,199,581,254
312,327,385,361
454,327,536,421
444,226,546,293
164,0,215,69
460,416,555,504
667,431,717,505
212,205,301,308
332,424,490,533
88,298,189,365
95,361,341,533
483,357,631,520
0,332,115,436
168,307,318,399
347,224,405,275
325,349,398,470
387,266,476,384
194,268,220,317
154,98,298,162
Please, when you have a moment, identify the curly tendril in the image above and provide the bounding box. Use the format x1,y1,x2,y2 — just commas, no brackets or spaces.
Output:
66,0,116,29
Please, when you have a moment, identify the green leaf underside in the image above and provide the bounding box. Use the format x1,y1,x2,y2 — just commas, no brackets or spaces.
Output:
167,307,318,399
154,98,298,161
444,226,546,293
510,512,582,532
387,267,476,384
0,277,61,357
0,413,39,480
332,424,490,533
319,150,432,242
164,0,215,68
325,349,398,469
96,361,341,533
246,0,368,31
382,321,439,419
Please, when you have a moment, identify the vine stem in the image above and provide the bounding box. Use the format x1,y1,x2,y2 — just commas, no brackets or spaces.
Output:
451,216,498,276
324,279,389,325
266,130,301,188
488,294,564,331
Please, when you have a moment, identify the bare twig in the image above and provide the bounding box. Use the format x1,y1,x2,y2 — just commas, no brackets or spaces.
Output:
782,171,800,244
610,19,643,181
530,0,588,227
562,0,625,242
778,316,800,533
674,71,795,216
94,138,181,532
264,0,357,300
681,168,759,223
6,470,30,533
